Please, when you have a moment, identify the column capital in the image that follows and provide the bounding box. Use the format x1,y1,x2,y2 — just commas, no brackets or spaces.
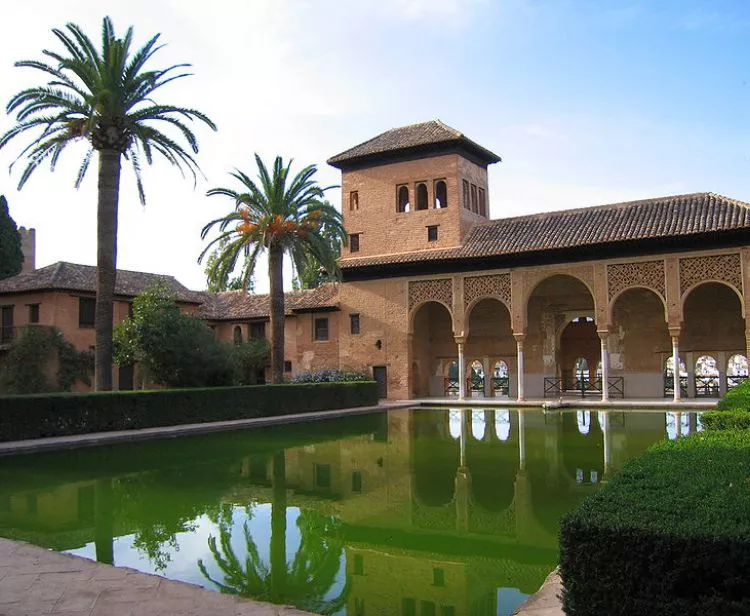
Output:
454,336,466,346
597,329,610,340
668,326,681,339
513,332,526,343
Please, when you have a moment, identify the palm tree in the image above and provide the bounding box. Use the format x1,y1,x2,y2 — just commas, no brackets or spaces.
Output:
200,155,345,384
0,17,216,390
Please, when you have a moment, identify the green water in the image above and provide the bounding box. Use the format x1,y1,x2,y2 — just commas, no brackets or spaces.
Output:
0,408,702,615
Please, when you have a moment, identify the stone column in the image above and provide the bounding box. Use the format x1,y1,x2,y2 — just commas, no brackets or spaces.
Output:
718,350,727,396
599,331,610,402
686,351,696,399
457,339,466,400
671,332,681,403
515,334,526,401
518,409,527,471
483,357,492,397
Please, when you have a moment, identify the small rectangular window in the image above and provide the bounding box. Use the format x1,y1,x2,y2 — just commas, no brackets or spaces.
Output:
478,187,486,217
314,463,331,488
314,317,329,341
433,568,445,587
470,184,478,213
284,360,292,372
28,304,40,324
250,321,266,340
353,553,364,575
402,599,416,616
350,233,360,253
352,470,363,493
350,313,360,335
350,191,359,211
421,601,436,616
427,225,438,242
78,297,96,328
462,179,470,210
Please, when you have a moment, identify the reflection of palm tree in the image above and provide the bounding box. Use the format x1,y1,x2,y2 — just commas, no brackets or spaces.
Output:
198,452,349,613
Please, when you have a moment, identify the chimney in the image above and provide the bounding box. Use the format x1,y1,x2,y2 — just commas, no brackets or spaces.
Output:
18,227,36,273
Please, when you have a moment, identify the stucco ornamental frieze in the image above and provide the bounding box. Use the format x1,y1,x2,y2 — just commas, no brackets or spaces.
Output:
463,273,511,309
607,260,666,301
679,253,742,297
408,278,453,312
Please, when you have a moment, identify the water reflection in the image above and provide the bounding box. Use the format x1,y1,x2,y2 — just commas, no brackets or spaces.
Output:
0,409,701,616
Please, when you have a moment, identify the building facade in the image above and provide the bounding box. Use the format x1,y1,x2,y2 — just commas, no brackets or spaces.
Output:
1,120,749,399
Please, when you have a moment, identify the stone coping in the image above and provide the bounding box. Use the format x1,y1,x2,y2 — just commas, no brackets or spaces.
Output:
0,537,315,616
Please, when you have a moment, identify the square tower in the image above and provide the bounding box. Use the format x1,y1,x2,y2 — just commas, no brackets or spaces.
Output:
328,120,501,262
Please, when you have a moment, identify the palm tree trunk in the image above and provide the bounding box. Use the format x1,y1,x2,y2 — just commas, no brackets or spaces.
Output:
271,451,287,600
95,149,121,391
268,243,284,384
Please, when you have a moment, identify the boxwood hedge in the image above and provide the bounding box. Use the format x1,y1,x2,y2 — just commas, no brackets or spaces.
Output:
559,430,750,615
0,381,378,442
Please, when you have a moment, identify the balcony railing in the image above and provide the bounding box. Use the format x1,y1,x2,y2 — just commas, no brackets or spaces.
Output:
545,375,625,398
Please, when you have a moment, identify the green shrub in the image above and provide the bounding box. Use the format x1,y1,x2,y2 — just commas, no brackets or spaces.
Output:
560,430,750,615
0,326,92,394
716,378,750,411
291,369,371,383
0,381,379,442
701,410,750,431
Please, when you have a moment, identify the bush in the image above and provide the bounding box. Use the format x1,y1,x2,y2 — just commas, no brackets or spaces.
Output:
291,369,371,383
0,326,92,394
0,381,379,442
559,430,750,615
701,410,750,431
716,378,750,411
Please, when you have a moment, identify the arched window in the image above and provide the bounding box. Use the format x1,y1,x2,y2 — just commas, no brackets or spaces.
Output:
448,409,462,440
416,183,428,210
470,360,484,396
397,185,410,212
434,180,448,208
574,357,589,387
471,410,485,440
493,360,509,396
233,325,243,345
695,355,719,397
577,410,591,435
727,354,748,390
495,410,511,441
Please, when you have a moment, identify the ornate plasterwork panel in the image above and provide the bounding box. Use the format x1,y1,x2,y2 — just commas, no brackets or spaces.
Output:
408,278,453,312
607,260,665,301
464,274,511,309
679,253,742,296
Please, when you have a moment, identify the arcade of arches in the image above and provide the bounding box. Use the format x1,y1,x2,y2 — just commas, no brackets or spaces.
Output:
407,251,750,401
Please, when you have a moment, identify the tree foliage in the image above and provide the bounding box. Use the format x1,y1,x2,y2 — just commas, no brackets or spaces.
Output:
0,195,23,280
292,200,341,290
0,16,216,390
0,326,93,394
199,155,346,384
203,236,254,292
113,285,267,388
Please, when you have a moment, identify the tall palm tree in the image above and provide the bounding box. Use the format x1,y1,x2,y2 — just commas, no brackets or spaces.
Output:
200,155,345,384
0,17,216,390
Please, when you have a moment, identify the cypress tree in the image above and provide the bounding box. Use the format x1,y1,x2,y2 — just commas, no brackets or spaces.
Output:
0,195,23,280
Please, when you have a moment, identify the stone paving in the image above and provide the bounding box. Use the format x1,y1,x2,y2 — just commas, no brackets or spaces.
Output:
512,569,564,616
0,538,314,616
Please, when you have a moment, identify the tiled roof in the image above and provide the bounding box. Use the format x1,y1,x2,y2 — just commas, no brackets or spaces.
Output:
0,262,202,303
327,120,501,168
197,284,339,321
340,192,750,269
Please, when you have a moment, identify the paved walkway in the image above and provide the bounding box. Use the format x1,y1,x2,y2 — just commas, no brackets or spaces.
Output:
512,569,564,616
0,537,314,616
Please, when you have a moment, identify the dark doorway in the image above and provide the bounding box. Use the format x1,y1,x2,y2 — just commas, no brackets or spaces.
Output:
118,364,134,391
373,366,388,399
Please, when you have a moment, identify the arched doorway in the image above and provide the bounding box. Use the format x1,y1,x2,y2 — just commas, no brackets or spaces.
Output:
493,360,510,397
727,354,748,390
682,282,745,397
610,287,670,398
410,301,454,397
469,360,485,398
465,298,514,397
526,275,596,397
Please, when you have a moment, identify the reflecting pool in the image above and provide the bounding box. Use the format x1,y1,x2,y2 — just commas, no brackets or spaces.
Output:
0,408,703,616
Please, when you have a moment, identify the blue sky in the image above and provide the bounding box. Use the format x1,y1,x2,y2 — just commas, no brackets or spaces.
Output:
1,0,749,291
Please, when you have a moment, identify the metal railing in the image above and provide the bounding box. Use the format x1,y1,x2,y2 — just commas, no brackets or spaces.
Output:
492,376,510,396
694,375,720,398
727,374,748,390
544,376,624,398
663,375,689,398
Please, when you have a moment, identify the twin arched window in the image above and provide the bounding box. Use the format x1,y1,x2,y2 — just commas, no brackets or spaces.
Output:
396,180,449,212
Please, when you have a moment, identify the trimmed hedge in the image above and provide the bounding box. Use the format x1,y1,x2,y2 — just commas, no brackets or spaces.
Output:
701,410,750,431
716,378,750,411
0,381,378,442
560,430,750,615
